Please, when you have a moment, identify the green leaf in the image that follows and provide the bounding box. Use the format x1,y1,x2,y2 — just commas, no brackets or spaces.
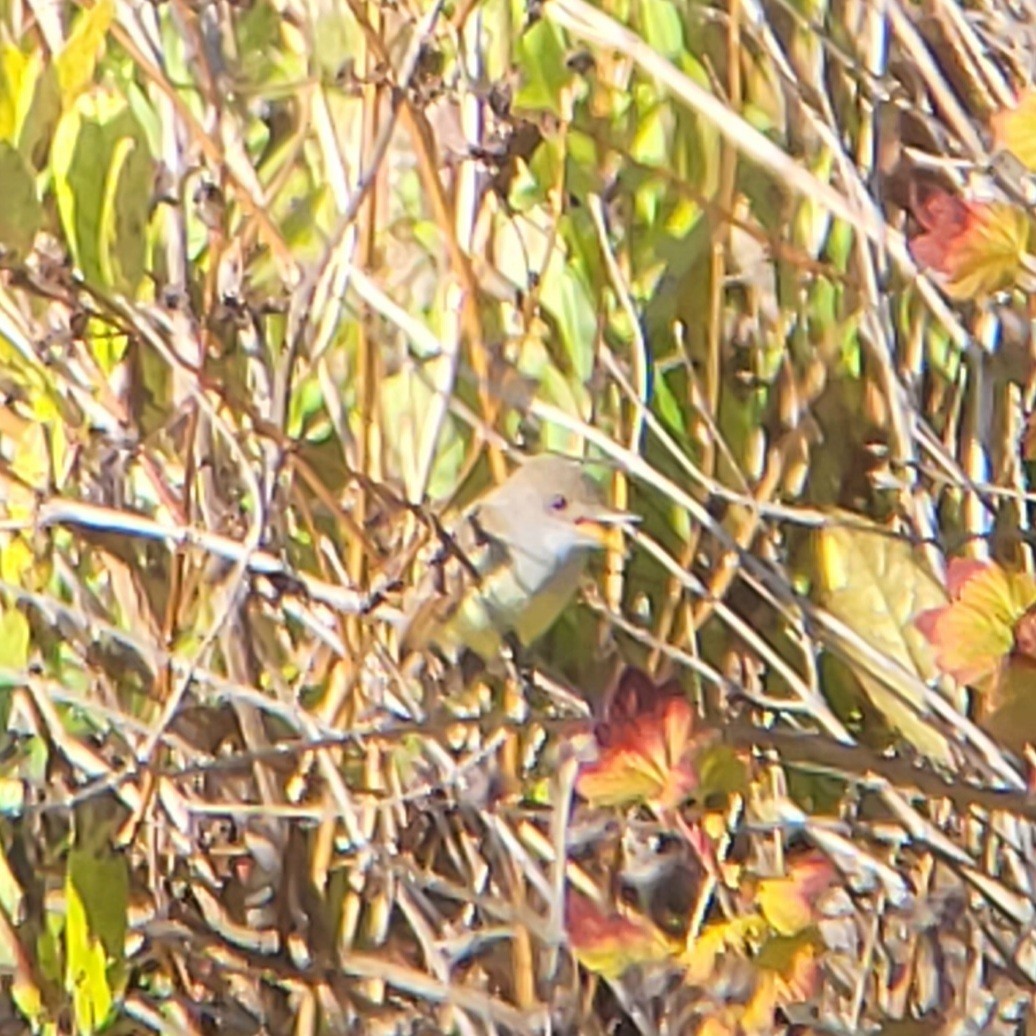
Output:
631,98,670,166
52,87,151,293
0,143,40,259
696,743,749,800
536,365,593,458
97,133,147,289
514,20,571,116
565,129,603,198
826,218,854,273
654,369,686,436
379,362,464,501
18,62,61,171
639,0,685,58
288,373,325,439
68,848,127,963
539,253,597,383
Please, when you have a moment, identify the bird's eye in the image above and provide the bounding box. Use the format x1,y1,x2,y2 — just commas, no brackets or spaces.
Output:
549,494,568,512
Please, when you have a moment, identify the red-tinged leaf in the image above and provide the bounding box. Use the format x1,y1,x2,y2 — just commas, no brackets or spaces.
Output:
909,190,970,271
602,665,685,725
576,667,710,809
915,559,1036,687
565,891,673,979
1014,610,1036,661
787,852,837,901
946,557,991,598
991,90,1036,172
683,818,721,872
908,189,1030,299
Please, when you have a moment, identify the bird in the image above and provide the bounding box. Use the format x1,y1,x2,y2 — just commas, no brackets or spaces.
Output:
399,454,635,661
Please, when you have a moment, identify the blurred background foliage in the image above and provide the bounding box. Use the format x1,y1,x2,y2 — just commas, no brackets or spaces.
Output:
1,0,1036,1031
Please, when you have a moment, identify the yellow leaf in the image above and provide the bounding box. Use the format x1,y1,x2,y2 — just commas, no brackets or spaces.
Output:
66,875,113,1035
909,189,1032,299
683,916,766,984
55,0,115,104
87,317,128,374
10,974,42,1027
992,90,1036,172
757,878,811,936
0,609,29,669
811,517,954,764
11,421,49,493
976,658,1036,753
0,45,31,141
943,203,1030,299
812,520,946,675
743,969,781,1032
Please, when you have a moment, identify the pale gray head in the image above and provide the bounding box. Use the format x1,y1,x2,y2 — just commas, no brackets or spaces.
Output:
476,454,632,568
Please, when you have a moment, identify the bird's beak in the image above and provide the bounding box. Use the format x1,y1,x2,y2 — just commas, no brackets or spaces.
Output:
574,509,640,545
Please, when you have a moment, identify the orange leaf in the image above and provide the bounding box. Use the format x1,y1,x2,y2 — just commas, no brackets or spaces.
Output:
683,915,767,984
576,667,709,809
908,189,1030,299
915,559,1036,687
696,1019,739,1036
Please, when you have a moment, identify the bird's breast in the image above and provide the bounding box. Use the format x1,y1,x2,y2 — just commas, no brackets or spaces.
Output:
508,552,589,646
